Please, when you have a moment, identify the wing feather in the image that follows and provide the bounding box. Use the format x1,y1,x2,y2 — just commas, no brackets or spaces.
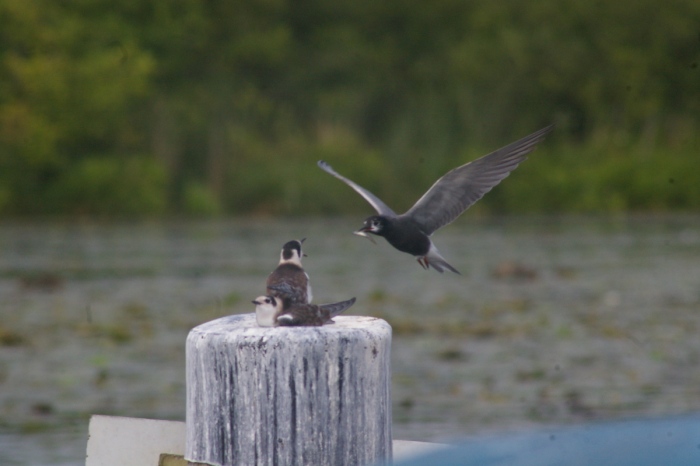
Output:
319,297,356,317
317,160,397,217
404,125,554,234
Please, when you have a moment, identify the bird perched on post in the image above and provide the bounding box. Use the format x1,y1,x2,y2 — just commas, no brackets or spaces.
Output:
252,294,356,327
266,239,312,306
318,125,554,274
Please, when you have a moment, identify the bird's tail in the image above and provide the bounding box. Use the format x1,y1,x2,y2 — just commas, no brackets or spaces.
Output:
321,297,357,317
426,244,461,274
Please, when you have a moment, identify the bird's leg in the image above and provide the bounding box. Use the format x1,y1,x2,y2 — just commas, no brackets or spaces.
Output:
417,257,429,270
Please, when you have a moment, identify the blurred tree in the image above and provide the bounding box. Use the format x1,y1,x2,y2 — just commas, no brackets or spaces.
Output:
0,0,697,216
0,0,159,215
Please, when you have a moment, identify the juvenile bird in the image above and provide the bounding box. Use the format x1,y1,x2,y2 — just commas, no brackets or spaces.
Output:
266,239,312,306
252,294,356,327
318,125,554,273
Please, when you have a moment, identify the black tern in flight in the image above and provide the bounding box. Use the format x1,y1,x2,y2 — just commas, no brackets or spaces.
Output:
318,125,554,273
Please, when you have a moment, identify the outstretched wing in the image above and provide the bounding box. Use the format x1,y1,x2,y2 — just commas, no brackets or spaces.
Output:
317,161,397,217
276,298,355,326
405,125,554,235
319,297,356,318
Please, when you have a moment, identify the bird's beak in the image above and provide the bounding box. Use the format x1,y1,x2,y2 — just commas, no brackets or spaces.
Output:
300,237,306,243
353,228,377,244
252,300,260,305
355,224,371,234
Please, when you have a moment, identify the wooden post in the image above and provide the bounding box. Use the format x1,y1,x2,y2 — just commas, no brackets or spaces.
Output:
185,313,392,466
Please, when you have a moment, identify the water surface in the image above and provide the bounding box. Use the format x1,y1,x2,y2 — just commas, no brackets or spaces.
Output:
1,215,699,465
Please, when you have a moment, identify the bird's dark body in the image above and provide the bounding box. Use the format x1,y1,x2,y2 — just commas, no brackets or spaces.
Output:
369,216,431,257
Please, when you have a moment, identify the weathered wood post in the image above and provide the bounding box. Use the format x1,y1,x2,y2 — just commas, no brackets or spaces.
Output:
185,313,392,466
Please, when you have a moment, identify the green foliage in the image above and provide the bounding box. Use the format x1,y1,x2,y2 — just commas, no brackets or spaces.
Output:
47,156,168,216
183,181,222,217
0,0,698,216
0,0,155,216
491,142,700,213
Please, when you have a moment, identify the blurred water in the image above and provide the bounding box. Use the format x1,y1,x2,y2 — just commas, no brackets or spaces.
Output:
1,215,699,465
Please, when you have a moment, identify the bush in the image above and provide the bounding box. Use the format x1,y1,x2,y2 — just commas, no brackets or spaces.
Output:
183,181,223,217
48,156,168,217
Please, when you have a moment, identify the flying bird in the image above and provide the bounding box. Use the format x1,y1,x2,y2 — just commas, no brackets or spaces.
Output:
252,294,356,327
318,125,554,273
266,239,312,306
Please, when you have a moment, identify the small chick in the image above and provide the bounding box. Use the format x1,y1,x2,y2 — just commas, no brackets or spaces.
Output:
252,295,281,327
252,295,356,327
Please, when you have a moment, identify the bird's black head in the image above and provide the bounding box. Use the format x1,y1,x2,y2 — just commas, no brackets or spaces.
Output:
358,216,387,236
281,238,306,261
252,295,277,306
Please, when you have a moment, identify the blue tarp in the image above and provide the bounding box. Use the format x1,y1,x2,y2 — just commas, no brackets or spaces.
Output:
394,414,700,466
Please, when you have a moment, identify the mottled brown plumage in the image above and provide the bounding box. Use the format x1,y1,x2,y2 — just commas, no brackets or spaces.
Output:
266,239,312,306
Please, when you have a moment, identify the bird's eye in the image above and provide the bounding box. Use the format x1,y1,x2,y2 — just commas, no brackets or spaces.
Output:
372,219,380,227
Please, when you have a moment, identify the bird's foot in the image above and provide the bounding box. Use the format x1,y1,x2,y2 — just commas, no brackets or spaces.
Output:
417,257,429,270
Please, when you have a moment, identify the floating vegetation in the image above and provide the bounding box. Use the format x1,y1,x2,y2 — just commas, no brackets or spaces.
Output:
515,368,547,382
0,327,26,347
367,289,388,303
435,347,468,362
18,272,64,292
491,261,538,281
391,319,504,338
75,322,134,344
